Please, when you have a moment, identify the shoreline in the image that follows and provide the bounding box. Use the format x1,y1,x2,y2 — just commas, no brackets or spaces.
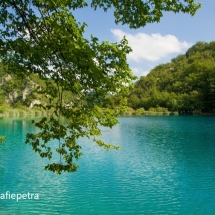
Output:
0,108,214,118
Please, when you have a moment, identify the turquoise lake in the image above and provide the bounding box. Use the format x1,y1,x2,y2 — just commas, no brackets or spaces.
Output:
1,116,215,214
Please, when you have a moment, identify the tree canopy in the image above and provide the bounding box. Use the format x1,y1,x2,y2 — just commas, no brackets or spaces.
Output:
0,0,201,173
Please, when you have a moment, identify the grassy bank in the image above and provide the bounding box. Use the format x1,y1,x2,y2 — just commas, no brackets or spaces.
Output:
0,108,50,118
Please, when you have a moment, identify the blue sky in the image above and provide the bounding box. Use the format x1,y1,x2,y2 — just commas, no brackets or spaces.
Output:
73,1,215,77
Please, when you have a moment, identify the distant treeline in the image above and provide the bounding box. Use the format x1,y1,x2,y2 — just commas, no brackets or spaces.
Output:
124,41,215,114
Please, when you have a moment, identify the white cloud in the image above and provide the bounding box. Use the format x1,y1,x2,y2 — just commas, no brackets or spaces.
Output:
131,68,149,77
111,29,192,62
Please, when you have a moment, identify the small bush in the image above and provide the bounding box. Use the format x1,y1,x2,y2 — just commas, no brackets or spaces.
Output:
0,104,10,114
135,108,145,115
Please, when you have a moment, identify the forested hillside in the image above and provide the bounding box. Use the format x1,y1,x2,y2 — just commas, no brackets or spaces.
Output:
0,63,45,108
127,41,215,113
0,63,73,110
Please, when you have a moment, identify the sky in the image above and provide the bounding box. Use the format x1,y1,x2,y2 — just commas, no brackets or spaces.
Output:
73,0,215,77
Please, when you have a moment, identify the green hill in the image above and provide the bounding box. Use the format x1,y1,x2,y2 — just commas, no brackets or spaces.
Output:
126,41,215,114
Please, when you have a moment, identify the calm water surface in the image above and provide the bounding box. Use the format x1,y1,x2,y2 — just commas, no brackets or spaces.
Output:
0,116,215,214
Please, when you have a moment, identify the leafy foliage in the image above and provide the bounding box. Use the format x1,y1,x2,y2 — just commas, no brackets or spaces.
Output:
91,0,201,28
0,0,201,173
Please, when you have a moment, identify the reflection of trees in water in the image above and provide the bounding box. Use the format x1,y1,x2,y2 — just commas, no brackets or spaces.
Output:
0,136,5,143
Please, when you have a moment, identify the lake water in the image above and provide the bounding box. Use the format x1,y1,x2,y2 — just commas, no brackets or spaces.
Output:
1,116,215,214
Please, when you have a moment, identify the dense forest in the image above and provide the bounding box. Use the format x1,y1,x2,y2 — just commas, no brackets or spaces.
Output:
126,41,215,114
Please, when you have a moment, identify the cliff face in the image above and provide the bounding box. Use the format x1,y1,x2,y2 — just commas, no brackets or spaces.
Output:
0,73,40,108
0,74,12,84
